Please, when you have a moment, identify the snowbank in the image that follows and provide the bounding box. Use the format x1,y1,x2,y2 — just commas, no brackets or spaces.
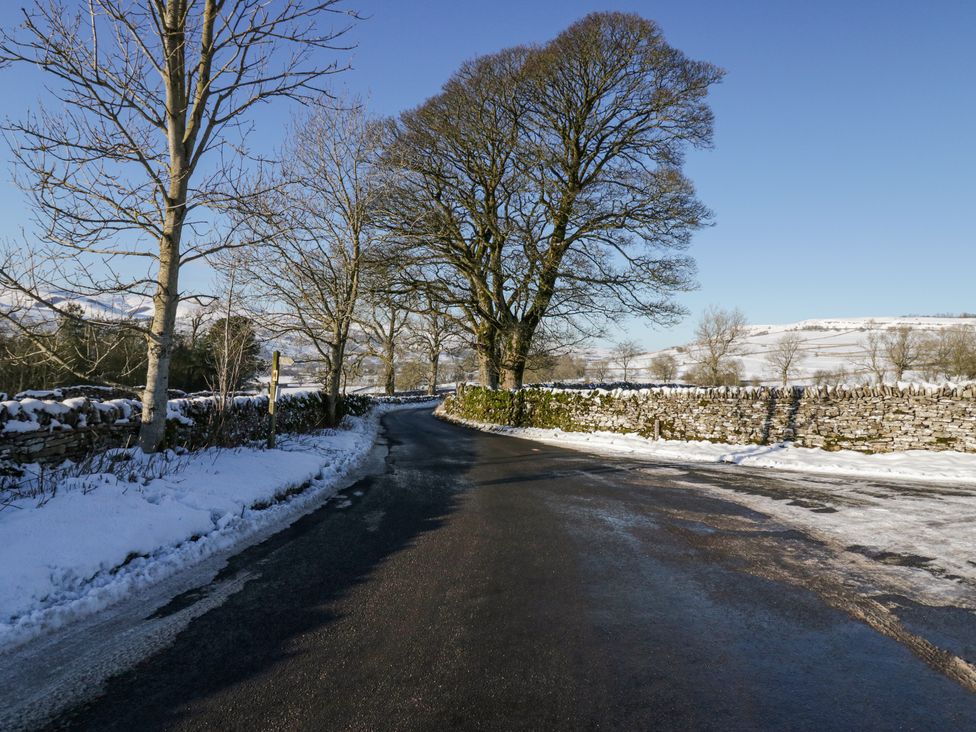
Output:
0,404,407,650
440,411,976,485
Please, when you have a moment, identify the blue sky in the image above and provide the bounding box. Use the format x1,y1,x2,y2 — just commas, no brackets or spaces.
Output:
2,1,974,350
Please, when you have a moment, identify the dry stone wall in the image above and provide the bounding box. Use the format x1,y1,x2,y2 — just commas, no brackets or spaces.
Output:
445,384,976,454
0,390,365,466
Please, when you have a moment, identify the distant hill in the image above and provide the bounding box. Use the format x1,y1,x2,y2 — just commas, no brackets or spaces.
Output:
600,316,976,386
5,291,973,387
0,290,196,322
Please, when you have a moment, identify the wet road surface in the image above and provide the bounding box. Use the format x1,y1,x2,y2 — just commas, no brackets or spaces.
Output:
33,407,976,729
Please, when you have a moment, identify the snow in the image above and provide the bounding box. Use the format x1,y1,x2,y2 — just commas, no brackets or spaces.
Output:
684,474,976,604
442,413,976,484
584,315,976,387
14,390,63,400
1,400,21,416
2,397,77,432
0,403,410,650
18,398,71,417
2,420,43,433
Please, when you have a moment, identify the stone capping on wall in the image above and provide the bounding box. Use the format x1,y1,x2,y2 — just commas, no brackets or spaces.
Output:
446,382,976,455
0,390,336,466
520,382,976,400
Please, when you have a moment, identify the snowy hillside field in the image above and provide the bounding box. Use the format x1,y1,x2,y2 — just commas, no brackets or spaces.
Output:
615,316,976,386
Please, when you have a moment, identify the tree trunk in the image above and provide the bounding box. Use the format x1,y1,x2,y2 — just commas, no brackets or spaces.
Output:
475,325,499,388
500,324,531,390
383,344,395,395
500,363,524,390
325,344,343,426
139,5,189,453
478,351,499,388
138,204,184,452
427,353,439,396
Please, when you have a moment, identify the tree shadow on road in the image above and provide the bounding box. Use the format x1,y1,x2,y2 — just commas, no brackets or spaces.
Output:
48,408,472,731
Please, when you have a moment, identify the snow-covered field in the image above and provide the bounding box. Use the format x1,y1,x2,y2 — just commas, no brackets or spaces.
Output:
596,316,976,386
0,404,412,650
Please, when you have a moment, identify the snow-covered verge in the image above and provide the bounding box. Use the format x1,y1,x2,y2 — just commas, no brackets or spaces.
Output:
439,410,976,484
0,404,413,651
685,471,976,607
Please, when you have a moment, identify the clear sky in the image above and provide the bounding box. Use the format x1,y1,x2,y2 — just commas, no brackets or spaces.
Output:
2,1,974,350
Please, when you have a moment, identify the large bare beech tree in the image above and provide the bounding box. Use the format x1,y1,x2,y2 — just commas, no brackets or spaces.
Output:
386,12,722,388
383,48,529,388
0,0,356,451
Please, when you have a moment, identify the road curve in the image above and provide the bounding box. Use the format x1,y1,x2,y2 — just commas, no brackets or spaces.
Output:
40,406,976,730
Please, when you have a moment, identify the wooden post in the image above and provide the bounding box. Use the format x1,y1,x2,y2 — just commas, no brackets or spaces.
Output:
654,418,661,441
268,350,280,449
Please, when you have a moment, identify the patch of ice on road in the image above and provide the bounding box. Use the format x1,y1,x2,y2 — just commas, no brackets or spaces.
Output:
363,510,384,532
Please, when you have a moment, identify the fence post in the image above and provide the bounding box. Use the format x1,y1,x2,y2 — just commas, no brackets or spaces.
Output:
268,350,280,449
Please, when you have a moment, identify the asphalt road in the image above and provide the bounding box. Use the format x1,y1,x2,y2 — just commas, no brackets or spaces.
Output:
41,406,976,730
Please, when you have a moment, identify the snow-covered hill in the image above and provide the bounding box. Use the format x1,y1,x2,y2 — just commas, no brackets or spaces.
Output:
610,316,976,386
5,289,973,387
0,290,200,322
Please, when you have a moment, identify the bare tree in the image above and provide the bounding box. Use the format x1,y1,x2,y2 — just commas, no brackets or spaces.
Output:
395,360,427,392
523,351,587,383
204,267,260,443
357,284,410,396
813,367,850,386
588,359,611,384
407,298,464,396
689,306,748,385
949,326,976,379
882,325,921,382
857,324,888,384
385,12,721,389
0,1,357,451
765,332,806,386
184,303,216,350
922,325,976,381
610,340,643,382
0,278,149,389
648,353,679,382
233,102,383,424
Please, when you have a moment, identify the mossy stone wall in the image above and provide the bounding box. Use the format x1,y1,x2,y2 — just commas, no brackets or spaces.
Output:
444,384,976,454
